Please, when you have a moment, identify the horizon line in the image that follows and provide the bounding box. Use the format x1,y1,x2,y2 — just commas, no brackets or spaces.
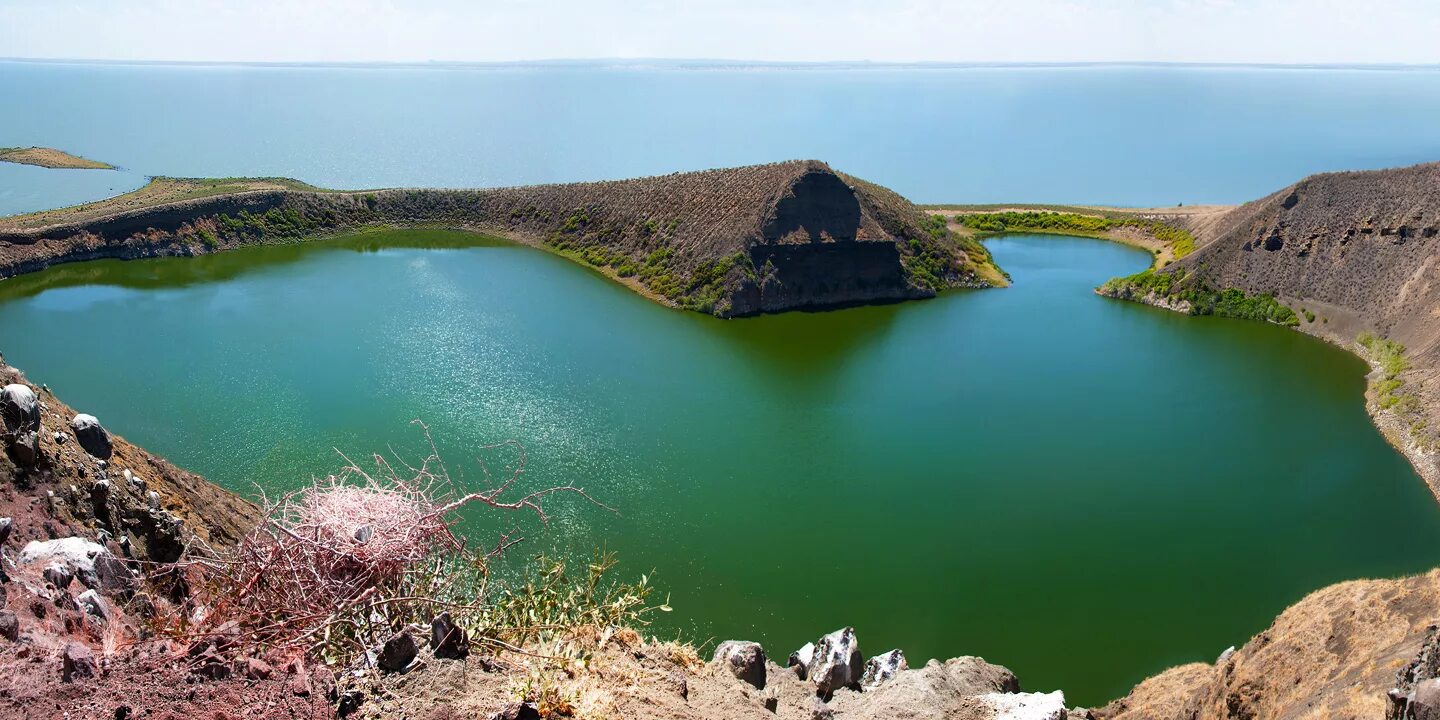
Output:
3,56,1440,71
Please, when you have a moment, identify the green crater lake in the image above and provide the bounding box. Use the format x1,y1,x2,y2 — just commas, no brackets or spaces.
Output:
2,229,1439,705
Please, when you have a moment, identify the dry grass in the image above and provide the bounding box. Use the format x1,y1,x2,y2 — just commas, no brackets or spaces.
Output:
0,176,319,231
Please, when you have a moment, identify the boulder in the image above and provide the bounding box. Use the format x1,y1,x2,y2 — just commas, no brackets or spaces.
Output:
0,384,39,433
0,517,12,546
713,640,767,689
980,690,1068,720
808,627,863,695
70,414,113,460
245,658,275,681
860,649,907,690
62,642,97,682
9,430,39,467
789,642,816,680
1216,646,1236,665
20,537,107,572
430,612,469,660
1416,678,1440,720
377,631,418,673
75,589,107,620
43,563,74,590
0,610,17,641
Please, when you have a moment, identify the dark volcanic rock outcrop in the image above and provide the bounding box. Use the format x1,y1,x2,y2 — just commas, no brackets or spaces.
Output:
0,161,1001,317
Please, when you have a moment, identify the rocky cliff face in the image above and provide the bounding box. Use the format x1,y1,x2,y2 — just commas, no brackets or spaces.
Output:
1174,162,1440,339
0,161,1001,317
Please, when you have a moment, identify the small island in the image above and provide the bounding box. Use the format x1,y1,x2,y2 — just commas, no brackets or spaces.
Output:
0,145,114,170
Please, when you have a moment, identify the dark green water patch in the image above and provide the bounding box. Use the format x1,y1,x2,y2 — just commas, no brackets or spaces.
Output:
1,229,1438,705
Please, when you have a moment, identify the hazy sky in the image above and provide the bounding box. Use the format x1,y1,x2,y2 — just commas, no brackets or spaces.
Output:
2,0,1438,65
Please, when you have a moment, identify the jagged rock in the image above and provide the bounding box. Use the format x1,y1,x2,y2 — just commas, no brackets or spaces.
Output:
713,640,767,689
808,627,863,695
92,552,134,595
192,646,232,680
0,610,17,641
147,490,161,510
0,517,12,546
1216,646,1236,665
666,671,689,700
70,414,113,460
1416,678,1440,720
488,701,541,720
0,384,39,432
377,631,418,673
789,642,816,680
62,642,97,682
245,658,274,680
9,430,39,467
860,649,907,690
981,690,1068,720
430,612,469,660
43,563,74,589
75,589,107,620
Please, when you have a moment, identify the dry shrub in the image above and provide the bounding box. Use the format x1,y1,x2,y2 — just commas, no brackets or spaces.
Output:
166,423,664,666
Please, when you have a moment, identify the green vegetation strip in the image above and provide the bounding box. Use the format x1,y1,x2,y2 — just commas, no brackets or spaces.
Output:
1100,268,1298,326
1358,333,1417,413
951,211,1197,258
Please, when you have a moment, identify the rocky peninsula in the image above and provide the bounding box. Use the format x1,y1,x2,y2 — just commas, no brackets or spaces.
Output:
0,160,1005,317
0,146,114,170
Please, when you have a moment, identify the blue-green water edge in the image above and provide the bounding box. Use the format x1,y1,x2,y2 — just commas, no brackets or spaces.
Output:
1,229,1437,705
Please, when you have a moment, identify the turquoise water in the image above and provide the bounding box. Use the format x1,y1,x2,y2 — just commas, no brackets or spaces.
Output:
0,230,1437,705
3,61,1440,215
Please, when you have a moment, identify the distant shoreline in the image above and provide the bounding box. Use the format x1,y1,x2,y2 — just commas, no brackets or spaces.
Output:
0,146,114,170
2,56,1438,72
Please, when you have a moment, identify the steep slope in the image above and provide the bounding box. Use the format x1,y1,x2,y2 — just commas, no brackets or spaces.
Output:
0,161,1003,317
1098,569,1440,720
1105,161,1440,489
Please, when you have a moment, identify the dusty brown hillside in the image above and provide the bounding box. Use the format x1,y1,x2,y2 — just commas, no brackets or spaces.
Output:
0,161,1004,317
1126,162,1440,490
1098,569,1440,720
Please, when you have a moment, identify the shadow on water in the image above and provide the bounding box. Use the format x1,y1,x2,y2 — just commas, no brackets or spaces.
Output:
0,228,515,303
693,301,909,380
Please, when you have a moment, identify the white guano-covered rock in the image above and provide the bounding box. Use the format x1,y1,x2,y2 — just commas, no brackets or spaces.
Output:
981,690,1068,720
808,627,863,695
0,384,39,432
860,649,907,690
70,413,113,460
20,537,107,576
